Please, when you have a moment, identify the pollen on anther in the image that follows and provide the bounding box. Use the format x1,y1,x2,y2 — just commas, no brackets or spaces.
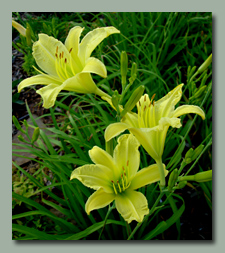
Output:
69,48,73,53
55,53,58,58
65,58,67,63
59,53,62,59
144,105,146,111
151,93,156,101
56,46,58,53
153,100,155,106
139,101,141,106
62,51,64,58
111,180,114,183
144,95,146,102
122,166,125,171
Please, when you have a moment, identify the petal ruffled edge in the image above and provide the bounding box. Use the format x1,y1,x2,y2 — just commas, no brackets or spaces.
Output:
36,83,64,109
18,74,61,93
115,190,149,223
78,26,120,65
82,57,107,78
172,105,205,120
70,164,114,193
129,163,168,190
85,188,115,215
113,134,140,181
105,122,129,142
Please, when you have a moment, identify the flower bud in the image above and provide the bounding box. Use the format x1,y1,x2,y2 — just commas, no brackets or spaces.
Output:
111,90,120,112
31,127,40,144
194,170,212,182
177,181,187,189
131,62,137,78
121,85,145,117
26,24,32,46
121,51,128,77
197,54,212,74
193,86,207,99
12,115,25,133
17,135,26,142
168,168,178,192
184,144,204,164
12,20,26,37
121,51,128,88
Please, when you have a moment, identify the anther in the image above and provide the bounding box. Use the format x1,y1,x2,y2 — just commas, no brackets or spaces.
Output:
149,101,151,107
127,160,129,166
56,46,58,53
151,93,156,101
62,51,64,58
144,95,146,102
139,101,141,106
55,53,58,58
122,166,125,171
59,53,62,59
69,48,73,53
65,58,67,63
144,105,146,111
153,100,155,106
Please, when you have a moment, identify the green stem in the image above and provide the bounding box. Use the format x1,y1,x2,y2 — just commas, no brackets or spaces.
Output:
98,202,115,240
95,87,111,100
156,158,165,189
127,191,165,240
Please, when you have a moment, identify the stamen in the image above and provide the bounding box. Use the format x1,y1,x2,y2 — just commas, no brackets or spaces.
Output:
151,93,156,101
111,180,118,195
117,180,122,193
69,48,73,53
121,176,125,190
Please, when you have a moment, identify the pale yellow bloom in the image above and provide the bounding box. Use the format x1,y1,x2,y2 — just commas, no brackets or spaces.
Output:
18,26,120,108
70,134,168,223
105,84,205,162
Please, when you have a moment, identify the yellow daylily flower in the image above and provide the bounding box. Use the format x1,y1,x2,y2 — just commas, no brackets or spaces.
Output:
18,26,120,108
70,134,168,223
104,84,205,185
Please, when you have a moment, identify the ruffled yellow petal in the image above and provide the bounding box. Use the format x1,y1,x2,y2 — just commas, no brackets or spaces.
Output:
113,134,140,181
33,34,68,77
156,84,184,118
36,83,64,109
129,164,168,190
115,190,149,223
172,105,205,120
82,57,107,78
18,74,61,93
64,26,84,61
85,188,115,215
70,164,114,193
62,72,98,93
104,122,129,142
88,146,118,176
79,26,120,65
